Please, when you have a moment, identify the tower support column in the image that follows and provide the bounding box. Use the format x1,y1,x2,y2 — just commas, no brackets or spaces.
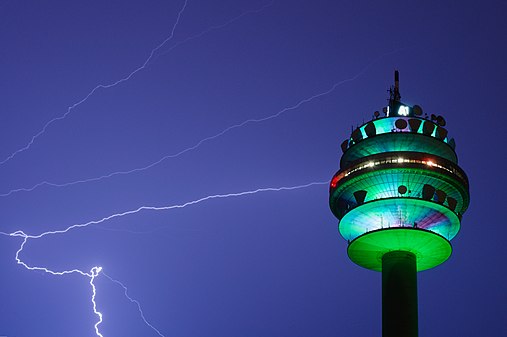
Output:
382,251,418,337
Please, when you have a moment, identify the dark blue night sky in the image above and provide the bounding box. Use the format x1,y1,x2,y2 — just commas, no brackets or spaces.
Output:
0,1,506,336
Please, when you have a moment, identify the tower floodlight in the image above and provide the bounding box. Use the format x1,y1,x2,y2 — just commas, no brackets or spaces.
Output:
329,71,470,337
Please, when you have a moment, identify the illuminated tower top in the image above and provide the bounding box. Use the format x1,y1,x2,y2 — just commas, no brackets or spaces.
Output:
330,71,470,272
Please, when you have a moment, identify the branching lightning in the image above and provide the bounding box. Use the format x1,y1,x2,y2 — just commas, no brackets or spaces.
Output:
9,181,327,240
1,61,369,198
0,2,410,335
2,181,328,336
0,0,276,169
0,0,189,167
152,0,275,63
10,234,105,336
102,271,166,337
0,2,279,198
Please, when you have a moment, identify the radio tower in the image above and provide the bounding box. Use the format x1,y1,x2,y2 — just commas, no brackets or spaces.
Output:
329,71,470,337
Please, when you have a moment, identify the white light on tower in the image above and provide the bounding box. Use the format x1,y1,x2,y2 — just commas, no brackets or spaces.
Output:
398,105,409,116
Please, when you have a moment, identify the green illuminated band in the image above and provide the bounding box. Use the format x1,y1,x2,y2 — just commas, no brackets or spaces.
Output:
347,228,452,271
338,197,461,241
345,116,452,148
341,132,458,167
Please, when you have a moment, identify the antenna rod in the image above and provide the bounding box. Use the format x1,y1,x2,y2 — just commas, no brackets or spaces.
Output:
394,70,401,101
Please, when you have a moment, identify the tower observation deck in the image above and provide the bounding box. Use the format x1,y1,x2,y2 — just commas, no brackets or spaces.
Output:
329,71,470,337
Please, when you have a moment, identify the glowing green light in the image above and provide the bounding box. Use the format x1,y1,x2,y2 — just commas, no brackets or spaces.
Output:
338,198,460,241
342,133,458,165
347,228,452,271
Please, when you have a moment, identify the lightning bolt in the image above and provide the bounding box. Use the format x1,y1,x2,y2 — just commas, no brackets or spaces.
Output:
90,266,104,337
0,0,189,166
11,234,105,336
152,0,275,63
2,180,328,335
8,181,327,240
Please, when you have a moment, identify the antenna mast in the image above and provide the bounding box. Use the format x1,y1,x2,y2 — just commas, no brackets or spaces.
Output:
389,70,401,104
